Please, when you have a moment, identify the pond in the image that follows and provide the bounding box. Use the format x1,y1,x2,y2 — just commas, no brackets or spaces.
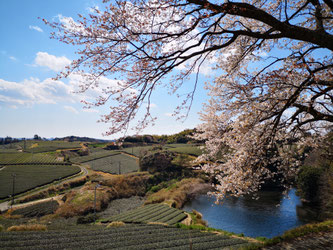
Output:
183,189,312,238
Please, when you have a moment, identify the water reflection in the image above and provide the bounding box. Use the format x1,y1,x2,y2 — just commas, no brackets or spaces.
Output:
183,189,309,238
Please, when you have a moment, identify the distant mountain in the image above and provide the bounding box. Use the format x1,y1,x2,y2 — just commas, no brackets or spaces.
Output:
53,136,114,143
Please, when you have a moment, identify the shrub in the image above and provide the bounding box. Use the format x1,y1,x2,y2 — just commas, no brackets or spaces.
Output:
106,221,125,227
191,210,208,227
145,178,205,208
56,185,113,217
282,220,333,240
264,220,333,246
56,173,150,217
7,224,47,231
140,151,175,173
0,224,3,232
77,214,97,224
297,165,324,202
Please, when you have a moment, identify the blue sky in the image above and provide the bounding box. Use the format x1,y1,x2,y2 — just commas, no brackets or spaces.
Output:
0,0,209,139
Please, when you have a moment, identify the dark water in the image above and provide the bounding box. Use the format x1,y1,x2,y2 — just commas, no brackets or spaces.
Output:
183,189,310,238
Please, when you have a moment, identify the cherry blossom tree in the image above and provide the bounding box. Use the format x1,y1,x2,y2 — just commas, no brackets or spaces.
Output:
44,0,333,199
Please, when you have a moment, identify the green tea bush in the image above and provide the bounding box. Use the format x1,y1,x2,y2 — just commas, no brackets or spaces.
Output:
12,200,59,217
0,224,249,249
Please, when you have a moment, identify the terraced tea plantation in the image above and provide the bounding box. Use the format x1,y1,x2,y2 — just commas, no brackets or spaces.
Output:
0,153,63,165
23,141,82,153
0,224,250,249
85,153,139,174
102,203,187,225
122,146,154,157
12,200,59,217
0,165,81,199
70,150,120,163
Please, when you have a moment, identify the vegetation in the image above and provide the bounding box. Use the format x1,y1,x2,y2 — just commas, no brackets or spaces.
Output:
16,176,88,204
120,129,200,144
97,196,144,219
102,203,187,225
11,200,59,217
87,153,139,174
262,220,333,247
0,224,250,249
0,165,81,199
145,178,205,208
56,173,151,217
297,165,324,203
122,145,154,157
6,224,47,232
168,146,203,157
296,132,333,219
106,221,125,227
140,151,176,173
1,132,332,249
190,210,208,227
23,140,82,153
70,150,120,163
0,152,65,165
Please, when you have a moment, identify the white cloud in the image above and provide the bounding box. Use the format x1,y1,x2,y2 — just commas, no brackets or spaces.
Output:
83,108,99,113
29,25,43,32
9,56,17,61
56,14,86,34
34,52,71,72
64,105,79,114
0,73,126,108
0,77,77,106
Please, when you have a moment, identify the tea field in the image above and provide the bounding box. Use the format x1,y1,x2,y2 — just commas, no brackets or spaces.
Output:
168,146,203,156
0,165,81,199
85,153,139,174
11,200,59,217
122,146,154,157
70,150,120,164
23,141,82,153
121,144,204,157
101,203,187,225
0,224,250,249
0,153,64,165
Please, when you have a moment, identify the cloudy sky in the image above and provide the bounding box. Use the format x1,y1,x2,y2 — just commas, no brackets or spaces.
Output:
0,0,210,139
